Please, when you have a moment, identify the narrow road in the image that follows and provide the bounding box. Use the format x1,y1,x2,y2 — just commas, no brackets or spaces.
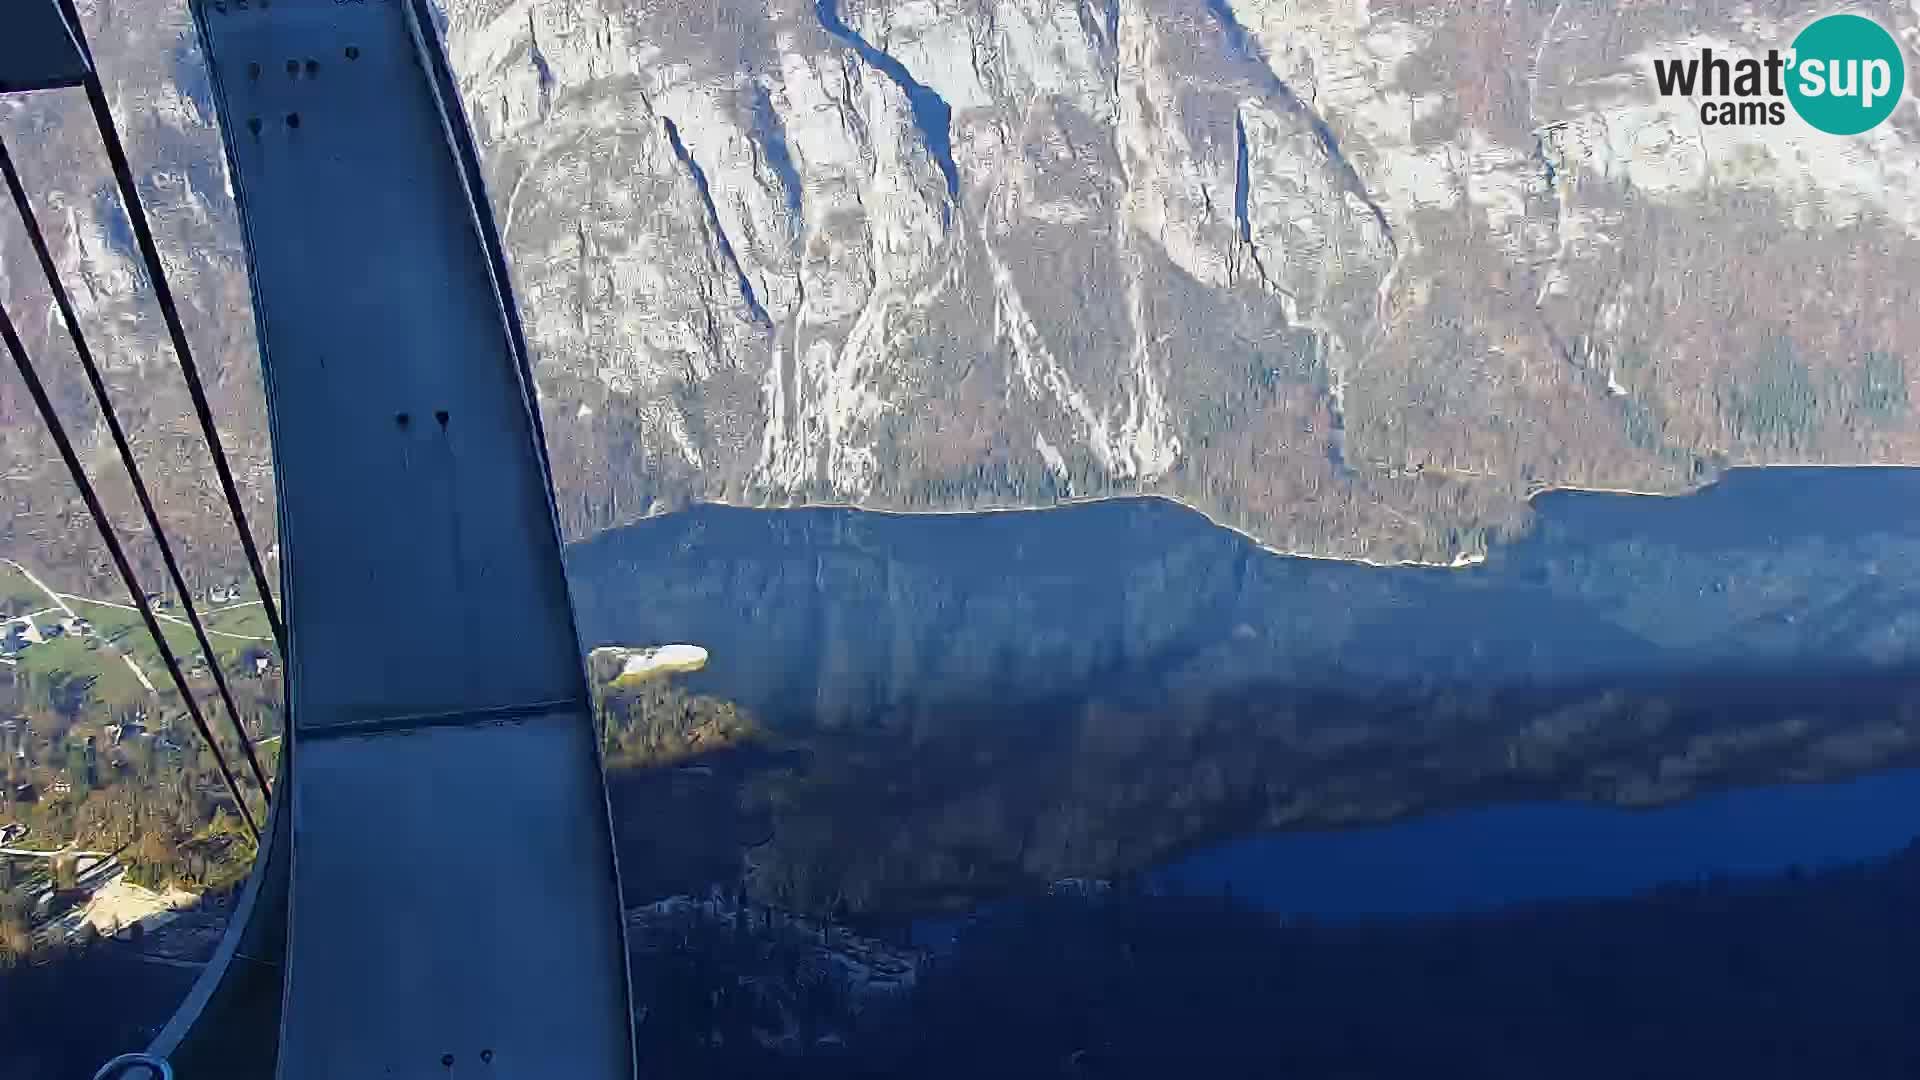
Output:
206,600,267,615
123,652,158,693
56,593,271,641
3,560,276,699
0,846,113,860
4,558,78,621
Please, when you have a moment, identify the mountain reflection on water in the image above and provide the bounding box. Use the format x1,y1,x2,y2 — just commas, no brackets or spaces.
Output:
565,468,1920,916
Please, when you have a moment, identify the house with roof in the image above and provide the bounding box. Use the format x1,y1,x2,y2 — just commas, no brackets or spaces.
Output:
3,619,41,655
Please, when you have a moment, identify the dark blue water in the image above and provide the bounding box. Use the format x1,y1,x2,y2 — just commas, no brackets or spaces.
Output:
1166,767,1920,917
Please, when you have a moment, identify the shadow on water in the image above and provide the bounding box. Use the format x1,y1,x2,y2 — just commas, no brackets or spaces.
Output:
870,843,1920,1080
572,468,1920,917
13,472,1920,1079
567,468,1920,1075
624,839,1920,1079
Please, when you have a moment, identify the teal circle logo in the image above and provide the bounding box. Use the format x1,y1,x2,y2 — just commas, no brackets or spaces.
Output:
1787,14,1905,134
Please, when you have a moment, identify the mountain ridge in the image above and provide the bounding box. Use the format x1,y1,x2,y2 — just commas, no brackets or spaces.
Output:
2,0,1917,589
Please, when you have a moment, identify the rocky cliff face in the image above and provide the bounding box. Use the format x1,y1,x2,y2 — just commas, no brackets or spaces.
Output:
0,0,268,590
455,0,1920,564
459,0,1393,547
4,0,1920,582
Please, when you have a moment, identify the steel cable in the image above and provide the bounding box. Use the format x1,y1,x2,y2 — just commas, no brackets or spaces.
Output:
54,0,287,656
0,302,261,842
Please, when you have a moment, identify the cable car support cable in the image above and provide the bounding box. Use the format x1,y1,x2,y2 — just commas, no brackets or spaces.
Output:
0,303,262,843
52,0,287,657
0,135,272,799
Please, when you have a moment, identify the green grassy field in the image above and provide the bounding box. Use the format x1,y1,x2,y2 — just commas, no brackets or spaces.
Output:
0,566,44,616
14,631,149,709
61,599,272,676
2,560,276,713
201,602,272,642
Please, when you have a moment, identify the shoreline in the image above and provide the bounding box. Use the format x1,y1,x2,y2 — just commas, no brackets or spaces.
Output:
620,462,1920,575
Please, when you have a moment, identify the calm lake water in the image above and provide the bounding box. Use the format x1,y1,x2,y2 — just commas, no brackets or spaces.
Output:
1161,766,1920,917
567,467,1920,918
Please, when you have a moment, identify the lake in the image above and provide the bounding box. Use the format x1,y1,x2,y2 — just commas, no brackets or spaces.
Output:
565,467,1920,918
1161,765,1920,917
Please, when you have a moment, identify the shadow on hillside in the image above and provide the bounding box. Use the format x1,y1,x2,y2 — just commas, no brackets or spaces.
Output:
603,663,1920,918
635,836,1920,1079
